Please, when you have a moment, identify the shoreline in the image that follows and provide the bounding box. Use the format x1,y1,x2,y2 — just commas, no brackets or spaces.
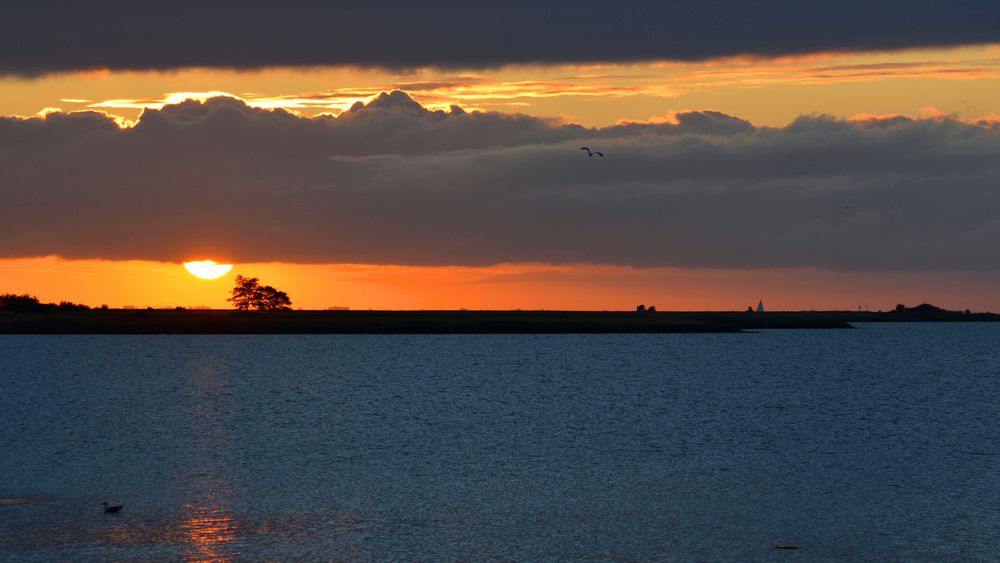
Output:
1,309,996,335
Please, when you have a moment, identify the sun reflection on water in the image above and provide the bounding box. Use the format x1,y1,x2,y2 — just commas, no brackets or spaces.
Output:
179,356,240,562
180,499,239,562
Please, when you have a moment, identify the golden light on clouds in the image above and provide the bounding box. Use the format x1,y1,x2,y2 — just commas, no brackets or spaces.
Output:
183,260,234,280
1,44,997,127
90,90,240,110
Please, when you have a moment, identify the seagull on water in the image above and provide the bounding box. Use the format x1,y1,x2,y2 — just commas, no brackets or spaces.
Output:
580,147,604,157
101,501,123,513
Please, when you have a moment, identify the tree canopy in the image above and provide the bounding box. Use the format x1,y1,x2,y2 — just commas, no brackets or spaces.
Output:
228,275,292,311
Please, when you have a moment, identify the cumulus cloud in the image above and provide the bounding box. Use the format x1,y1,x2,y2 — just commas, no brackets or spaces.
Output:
2,91,999,271
0,1,998,75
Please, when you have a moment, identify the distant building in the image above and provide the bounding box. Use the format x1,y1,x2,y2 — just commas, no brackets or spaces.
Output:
756,299,765,313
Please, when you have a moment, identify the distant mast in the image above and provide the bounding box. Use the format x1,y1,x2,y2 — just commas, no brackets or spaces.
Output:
756,299,765,313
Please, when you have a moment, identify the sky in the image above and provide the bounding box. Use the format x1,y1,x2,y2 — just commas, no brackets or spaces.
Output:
1,1,999,311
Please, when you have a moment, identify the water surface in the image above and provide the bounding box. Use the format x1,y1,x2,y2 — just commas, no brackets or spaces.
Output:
2,324,999,560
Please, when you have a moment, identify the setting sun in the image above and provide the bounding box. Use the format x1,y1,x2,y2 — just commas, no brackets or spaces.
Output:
183,260,234,280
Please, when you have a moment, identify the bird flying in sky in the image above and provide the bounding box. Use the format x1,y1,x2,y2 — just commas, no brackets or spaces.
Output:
580,147,604,157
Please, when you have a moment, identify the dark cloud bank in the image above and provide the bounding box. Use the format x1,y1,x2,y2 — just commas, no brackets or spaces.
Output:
1,1,999,75
2,92,999,271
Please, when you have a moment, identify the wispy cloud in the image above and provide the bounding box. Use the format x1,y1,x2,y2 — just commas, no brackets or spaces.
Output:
77,48,1000,124
673,58,1000,89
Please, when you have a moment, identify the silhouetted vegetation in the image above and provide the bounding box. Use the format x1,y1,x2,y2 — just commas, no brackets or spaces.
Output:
228,275,292,311
0,293,90,312
56,300,91,312
0,294,44,312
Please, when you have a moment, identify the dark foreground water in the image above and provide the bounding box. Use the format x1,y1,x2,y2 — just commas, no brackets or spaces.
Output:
2,324,999,561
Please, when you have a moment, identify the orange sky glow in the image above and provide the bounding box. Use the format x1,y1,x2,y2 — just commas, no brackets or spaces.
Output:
3,257,999,312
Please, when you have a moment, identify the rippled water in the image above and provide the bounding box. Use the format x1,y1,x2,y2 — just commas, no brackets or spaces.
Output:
2,324,999,560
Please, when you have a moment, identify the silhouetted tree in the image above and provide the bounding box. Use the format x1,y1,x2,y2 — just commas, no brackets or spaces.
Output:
229,275,260,310
635,304,646,312
894,304,906,312
258,285,292,311
647,305,656,312
228,275,293,311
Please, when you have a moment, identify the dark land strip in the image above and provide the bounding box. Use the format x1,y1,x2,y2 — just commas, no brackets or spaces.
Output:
1,309,996,334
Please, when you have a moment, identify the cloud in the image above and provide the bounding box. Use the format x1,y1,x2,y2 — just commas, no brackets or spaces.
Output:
1,1,999,75
2,92,999,271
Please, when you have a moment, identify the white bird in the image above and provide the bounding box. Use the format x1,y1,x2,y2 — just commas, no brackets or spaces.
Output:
580,147,604,157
